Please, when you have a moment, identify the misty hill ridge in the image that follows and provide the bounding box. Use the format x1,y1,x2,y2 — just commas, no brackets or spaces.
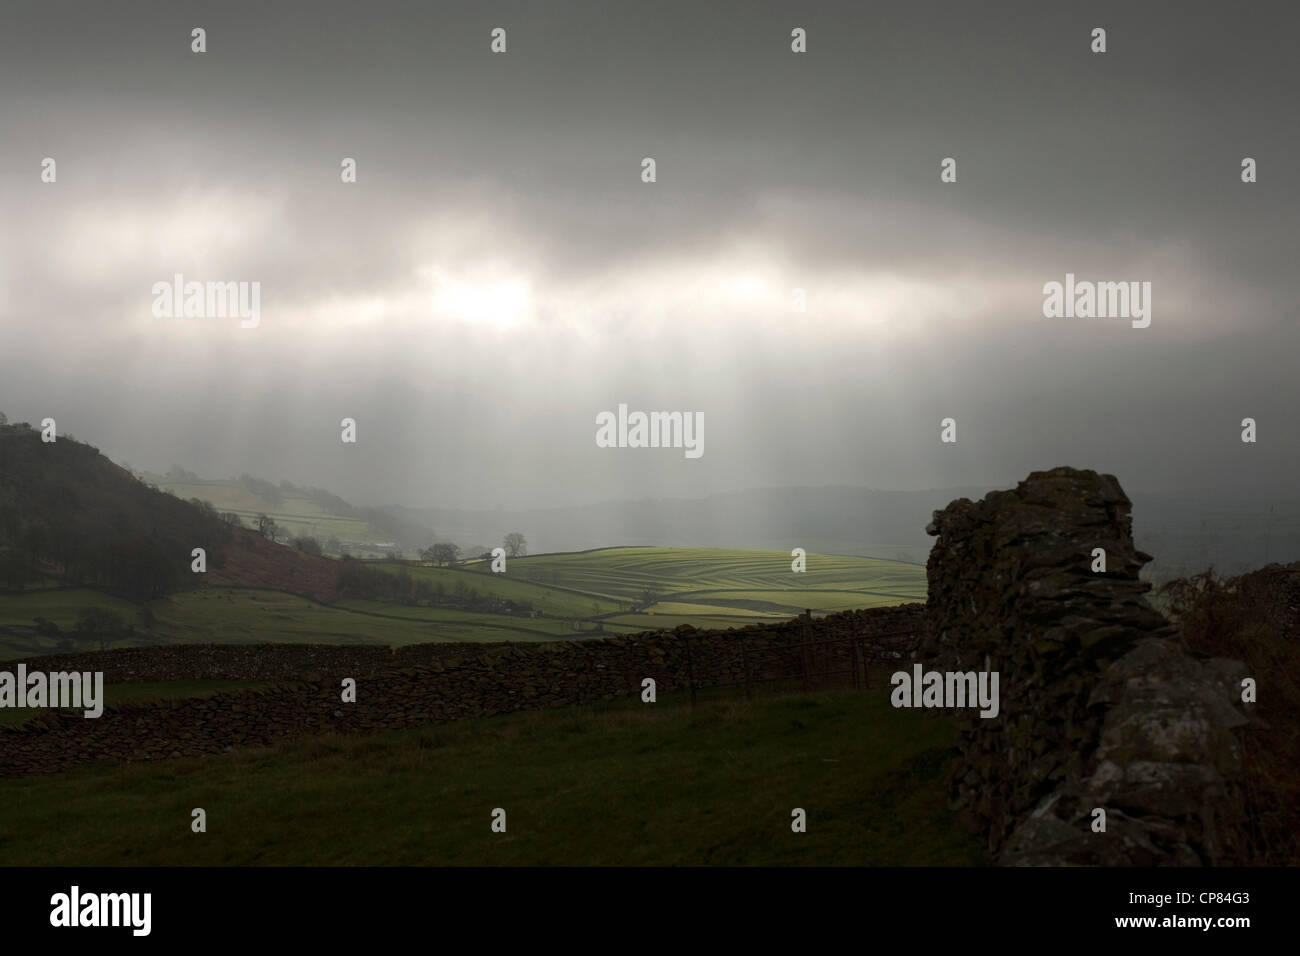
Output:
142,468,434,555
0,420,337,601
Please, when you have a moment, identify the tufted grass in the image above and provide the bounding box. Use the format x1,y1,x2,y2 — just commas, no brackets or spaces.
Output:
0,686,986,866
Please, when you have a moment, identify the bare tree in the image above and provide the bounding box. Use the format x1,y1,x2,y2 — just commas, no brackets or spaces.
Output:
503,532,527,558
255,513,278,540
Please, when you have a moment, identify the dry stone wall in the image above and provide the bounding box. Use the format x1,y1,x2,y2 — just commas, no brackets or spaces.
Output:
0,603,923,777
923,467,1252,865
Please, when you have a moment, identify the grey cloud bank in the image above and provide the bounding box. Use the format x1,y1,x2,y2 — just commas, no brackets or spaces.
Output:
0,0,1296,515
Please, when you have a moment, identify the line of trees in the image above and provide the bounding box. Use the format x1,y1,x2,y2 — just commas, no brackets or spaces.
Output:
416,531,527,567
335,557,536,615
34,605,144,652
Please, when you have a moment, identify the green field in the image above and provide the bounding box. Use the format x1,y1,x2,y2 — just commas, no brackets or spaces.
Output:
156,589,582,645
390,562,625,618
0,547,927,659
0,687,984,866
0,588,141,632
0,588,146,658
510,547,926,607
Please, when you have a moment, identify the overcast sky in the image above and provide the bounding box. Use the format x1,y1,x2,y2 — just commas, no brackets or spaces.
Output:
1,0,1296,510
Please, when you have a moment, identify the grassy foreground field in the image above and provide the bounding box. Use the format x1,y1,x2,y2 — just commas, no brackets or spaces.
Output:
0,547,927,658
0,688,985,866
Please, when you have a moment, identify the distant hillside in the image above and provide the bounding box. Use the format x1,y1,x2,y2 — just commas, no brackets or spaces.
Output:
382,487,997,563
145,470,432,557
387,486,1300,580
0,420,337,601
